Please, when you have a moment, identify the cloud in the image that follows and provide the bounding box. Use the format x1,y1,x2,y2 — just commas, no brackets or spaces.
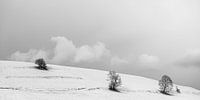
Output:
138,54,159,66
51,36,76,64
50,36,110,63
177,49,200,67
10,36,164,70
110,56,128,66
10,36,114,65
10,49,49,62
74,42,110,63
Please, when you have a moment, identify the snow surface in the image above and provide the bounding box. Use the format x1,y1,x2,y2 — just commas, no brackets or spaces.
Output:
0,60,199,100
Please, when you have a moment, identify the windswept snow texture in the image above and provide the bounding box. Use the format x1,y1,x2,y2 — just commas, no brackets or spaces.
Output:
0,61,199,100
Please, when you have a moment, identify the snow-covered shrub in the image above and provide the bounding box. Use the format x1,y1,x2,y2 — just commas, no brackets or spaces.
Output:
108,71,121,91
159,75,173,94
35,58,47,70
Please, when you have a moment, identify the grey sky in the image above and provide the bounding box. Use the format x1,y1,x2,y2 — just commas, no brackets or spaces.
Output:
1,0,200,89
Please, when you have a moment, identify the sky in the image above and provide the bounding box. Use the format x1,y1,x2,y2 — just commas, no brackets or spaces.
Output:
0,0,200,89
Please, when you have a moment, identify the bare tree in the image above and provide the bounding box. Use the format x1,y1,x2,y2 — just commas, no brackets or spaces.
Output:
159,75,173,94
108,71,122,91
35,58,47,70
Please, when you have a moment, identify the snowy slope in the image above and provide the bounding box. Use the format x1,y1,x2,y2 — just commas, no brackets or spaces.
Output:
0,61,199,100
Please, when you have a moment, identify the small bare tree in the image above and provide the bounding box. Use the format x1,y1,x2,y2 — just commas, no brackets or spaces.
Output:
159,75,173,94
35,58,47,70
108,71,121,91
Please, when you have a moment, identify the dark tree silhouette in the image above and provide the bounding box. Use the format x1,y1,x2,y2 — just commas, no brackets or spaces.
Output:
176,86,181,93
159,75,173,94
108,71,121,91
35,58,47,70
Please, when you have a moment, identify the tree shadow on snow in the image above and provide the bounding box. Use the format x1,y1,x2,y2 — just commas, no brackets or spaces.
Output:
109,88,121,93
34,66,49,71
14,66,51,71
159,90,174,96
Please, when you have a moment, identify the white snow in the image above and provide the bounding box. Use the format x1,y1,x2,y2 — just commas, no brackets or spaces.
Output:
0,60,199,100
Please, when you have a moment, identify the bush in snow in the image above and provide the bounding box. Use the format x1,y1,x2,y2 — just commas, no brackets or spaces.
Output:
176,86,181,93
35,58,47,70
159,75,173,94
108,71,122,91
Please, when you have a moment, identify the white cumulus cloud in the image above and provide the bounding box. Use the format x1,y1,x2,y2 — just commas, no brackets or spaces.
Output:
74,42,110,63
51,36,76,64
10,36,115,65
138,54,160,65
10,49,49,62
50,37,110,63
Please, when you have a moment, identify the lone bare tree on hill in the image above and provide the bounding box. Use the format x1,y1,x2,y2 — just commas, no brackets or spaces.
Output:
108,71,122,91
159,75,173,94
35,58,47,70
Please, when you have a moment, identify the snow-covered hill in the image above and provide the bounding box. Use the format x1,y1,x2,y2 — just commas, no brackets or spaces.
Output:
0,61,199,100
